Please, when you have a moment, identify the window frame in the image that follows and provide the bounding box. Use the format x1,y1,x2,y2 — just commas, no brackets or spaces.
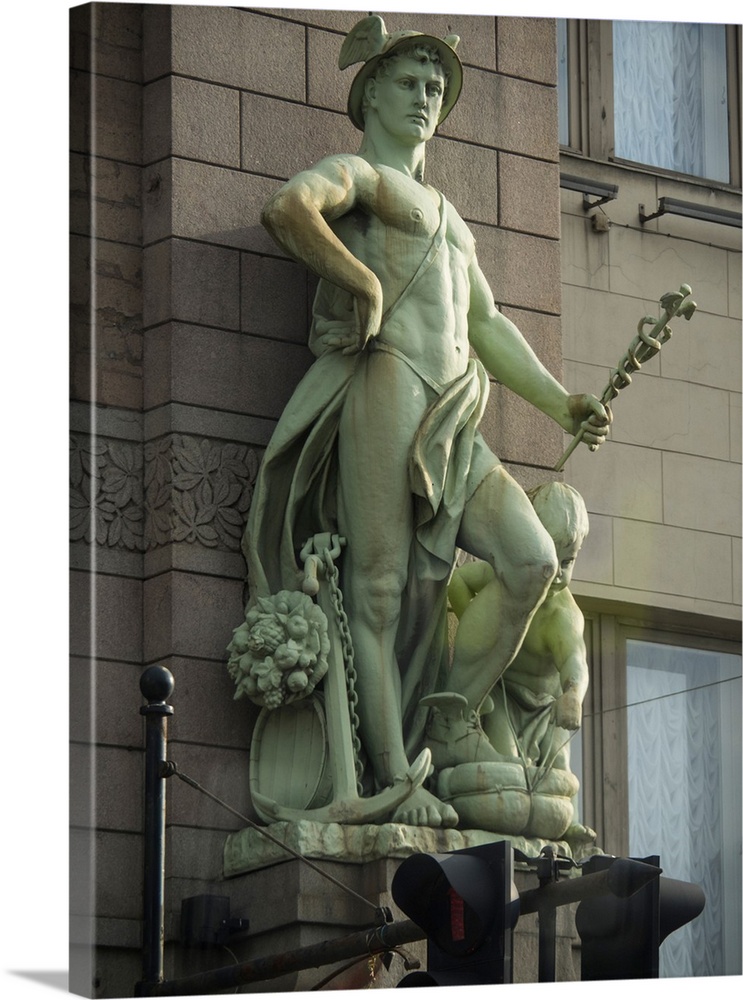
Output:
559,19,742,190
577,604,741,857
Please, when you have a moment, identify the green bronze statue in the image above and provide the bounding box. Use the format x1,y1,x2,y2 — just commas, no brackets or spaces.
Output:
439,482,594,841
230,15,610,835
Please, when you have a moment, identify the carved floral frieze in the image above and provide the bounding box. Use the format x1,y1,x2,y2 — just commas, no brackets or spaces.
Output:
70,433,259,551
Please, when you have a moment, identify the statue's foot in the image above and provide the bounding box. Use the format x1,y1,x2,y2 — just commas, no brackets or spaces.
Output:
422,692,507,769
391,786,459,828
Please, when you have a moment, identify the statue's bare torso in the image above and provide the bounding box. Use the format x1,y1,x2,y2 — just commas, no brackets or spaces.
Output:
318,156,475,387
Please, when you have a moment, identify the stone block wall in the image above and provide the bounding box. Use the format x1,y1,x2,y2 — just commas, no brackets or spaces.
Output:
70,6,566,996
560,157,742,621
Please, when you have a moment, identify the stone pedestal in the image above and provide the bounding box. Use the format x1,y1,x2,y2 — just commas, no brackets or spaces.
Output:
186,855,422,992
212,822,581,989
224,819,575,876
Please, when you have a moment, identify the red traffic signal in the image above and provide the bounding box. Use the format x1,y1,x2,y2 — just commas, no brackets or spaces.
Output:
391,841,519,985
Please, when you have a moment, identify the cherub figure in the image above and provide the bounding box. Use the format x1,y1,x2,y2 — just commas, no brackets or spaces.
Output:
438,482,589,791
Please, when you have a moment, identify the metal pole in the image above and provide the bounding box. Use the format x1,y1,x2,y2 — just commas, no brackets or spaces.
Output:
518,857,662,916
520,856,662,984
537,904,556,982
137,666,175,990
137,918,425,996
138,859,663,995
528,858,662,983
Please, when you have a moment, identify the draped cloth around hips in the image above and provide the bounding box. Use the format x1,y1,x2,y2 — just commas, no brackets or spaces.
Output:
242,349,495,759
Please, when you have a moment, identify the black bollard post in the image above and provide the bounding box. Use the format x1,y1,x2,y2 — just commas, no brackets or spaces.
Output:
137,666,175,990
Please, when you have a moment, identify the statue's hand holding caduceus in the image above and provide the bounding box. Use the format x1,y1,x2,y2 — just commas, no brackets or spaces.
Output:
565,393,612,452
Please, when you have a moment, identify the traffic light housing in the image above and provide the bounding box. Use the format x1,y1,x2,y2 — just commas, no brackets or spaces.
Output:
575,854,705,979
391,840,519,986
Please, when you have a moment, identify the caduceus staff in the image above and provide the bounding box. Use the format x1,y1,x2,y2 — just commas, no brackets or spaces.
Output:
554,283,697,472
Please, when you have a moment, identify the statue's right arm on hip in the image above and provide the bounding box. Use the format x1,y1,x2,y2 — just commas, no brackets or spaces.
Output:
261,155,383,353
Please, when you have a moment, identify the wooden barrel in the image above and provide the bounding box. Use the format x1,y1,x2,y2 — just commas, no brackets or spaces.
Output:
249,696,332,821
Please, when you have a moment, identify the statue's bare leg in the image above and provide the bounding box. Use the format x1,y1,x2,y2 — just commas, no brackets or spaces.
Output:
455,465,558,705
336,353,458,827
425,466,558,769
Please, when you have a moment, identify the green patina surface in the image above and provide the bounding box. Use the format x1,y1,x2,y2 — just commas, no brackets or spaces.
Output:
227,15,612,850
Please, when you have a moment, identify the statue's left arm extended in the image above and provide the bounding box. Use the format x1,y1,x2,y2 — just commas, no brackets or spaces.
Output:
466,257,610,448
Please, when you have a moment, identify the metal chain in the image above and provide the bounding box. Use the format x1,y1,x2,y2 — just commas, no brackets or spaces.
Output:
323,547,365,795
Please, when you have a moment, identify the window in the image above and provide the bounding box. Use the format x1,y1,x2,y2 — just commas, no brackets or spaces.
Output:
580,613,742,977
626,639,741,977
557,19,742,187
614,22,729,183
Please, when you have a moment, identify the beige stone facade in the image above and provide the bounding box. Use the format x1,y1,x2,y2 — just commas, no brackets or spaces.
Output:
69,5,741,996
561,160,741,621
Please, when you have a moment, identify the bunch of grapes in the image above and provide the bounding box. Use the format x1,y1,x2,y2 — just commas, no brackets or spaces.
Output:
261,685,284,710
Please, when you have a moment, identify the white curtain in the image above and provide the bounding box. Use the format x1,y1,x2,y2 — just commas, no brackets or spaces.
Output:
613,21,729,183
627,640,742,977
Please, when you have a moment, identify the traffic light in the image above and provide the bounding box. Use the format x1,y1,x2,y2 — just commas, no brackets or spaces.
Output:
575,854,705,979
391,840,520,986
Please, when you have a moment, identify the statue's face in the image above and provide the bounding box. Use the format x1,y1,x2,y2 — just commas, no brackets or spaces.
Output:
365,56,445,143
550,538,581,593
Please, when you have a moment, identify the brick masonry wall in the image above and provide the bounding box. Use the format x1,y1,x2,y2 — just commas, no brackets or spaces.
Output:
70,6,565,995
70,5,147,995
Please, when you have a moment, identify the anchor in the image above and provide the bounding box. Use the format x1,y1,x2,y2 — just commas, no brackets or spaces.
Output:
251,532,430,824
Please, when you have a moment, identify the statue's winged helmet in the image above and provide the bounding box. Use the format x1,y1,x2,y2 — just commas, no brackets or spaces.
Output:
339,14,463,131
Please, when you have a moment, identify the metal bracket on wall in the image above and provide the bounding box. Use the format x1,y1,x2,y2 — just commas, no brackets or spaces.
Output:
180,895,249,948
560,174,619,210
639,197,742,228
